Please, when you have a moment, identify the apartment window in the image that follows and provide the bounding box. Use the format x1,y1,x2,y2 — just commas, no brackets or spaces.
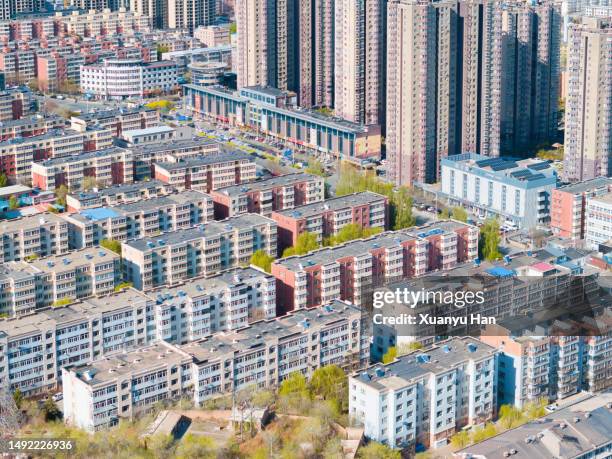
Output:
514,190,520,215
450,170,455,195
475,178,480,203
502,186,507,211
462,174,468,199
488,182,493,206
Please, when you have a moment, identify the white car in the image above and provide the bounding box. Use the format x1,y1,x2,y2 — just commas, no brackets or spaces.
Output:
52,393,63,402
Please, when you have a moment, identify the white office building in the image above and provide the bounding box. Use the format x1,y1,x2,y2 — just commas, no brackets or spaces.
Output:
586,192,612,249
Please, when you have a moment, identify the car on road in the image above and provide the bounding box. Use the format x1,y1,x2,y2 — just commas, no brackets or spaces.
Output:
52,393,63,402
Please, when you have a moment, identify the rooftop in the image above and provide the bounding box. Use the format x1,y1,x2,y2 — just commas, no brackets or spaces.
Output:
457,393,612,459
0,212,66,233
213,173,321,197
114,190,211,213
28,246,119,271
155,151,252,170
556,177,612,194
589,191,612,205
274,191,386,219
122,125,175,138
354,337,496,390
73,107,155,122
129,138,218,155
124,213,274,251
39,146,129,167
70,180,170,200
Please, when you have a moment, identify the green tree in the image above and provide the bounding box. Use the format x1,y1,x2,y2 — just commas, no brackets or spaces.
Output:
282,232,320,257
479,219,502,261
174,434,216,459
42,398,62,421
13,388,23,409
440,208,451,219
156,44,170,60
391,187,415,230
471,423,497,443
326,223,382,246
82,176,100,191
278,371,312,413
8,195,19,210
229,23,237,33
305,159,326,177
146,433,175,457
450,430,471,449
0,172,8,187
251,388,275,408
358,441,401,459
382,346,397,364
114,281,133,292
52,297,73,307
310,365,346,409
498,404,525,429
54,184,69,208
452,206,469,222
250,249,274,273
100,239,122,255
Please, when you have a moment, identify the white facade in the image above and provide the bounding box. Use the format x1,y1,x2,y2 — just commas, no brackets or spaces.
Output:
80,59,178,100
586,192,612,249
350,337,497,450
441,154,558,229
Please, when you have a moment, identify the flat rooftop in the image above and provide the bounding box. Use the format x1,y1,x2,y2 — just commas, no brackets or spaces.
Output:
74,107,155,122
589,191,612,205
0,212,66,233
213,173,321,197
354,337,496,390
557,177,612,194
69,180,170,201
274,191,385,219
155,151,252,170
39,146,129,167
129,138,218,155
124,213,274,251
29,247,119,271
122,125,174,137
114,190,211,213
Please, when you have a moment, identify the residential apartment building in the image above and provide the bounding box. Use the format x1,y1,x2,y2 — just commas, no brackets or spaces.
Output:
440,154,558,229
386,0,561,185
70,107,159,137
210,173,325,218
122,214,277,290
57,8,151,37
564,18,612,182
350,337,497,449
66,180,175,212
455,394,612,459
183,84,382,159
167,0,215,32
64,191,213,248
152,151,256,193
35,53,85,93
31,147,134,191
0,247,120,316
62,300,367,430
271,191,388,251
272,220,479,313
131,138,220,180
0,127,113,184
0,49,36,84
0,213,69,263
586,192,612,250
194,25,230,47
0,115,65,142
551,177,612,240
334,0,385,126
0,89,25,121
80,59,178,100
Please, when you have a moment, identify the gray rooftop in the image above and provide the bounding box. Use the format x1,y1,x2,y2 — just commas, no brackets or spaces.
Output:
28,247,119,271
0,213,66,234
69,180,170,201
124,213,274,251
557,177,612,194
155,151,252,170
129,138,218,155
274,191,386,219
39,146,129,167
457,393,612,459
355,337,496,390
114,190,211,213
213,173,321,197
74,107,155,122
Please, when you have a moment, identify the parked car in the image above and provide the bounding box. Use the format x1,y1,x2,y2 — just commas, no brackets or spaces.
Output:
52,393,63,402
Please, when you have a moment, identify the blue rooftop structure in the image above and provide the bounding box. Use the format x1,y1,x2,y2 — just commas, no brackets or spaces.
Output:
80,208,120,221
486,267,515,278
418,228,445,238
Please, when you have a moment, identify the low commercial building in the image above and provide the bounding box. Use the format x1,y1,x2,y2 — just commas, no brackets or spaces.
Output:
31,147,134,191
454,394,612,459
210,173,325,218
0,127,113,184
80,59,178,100
122,214,277,290
119,126,177,146
66,180,175,212
70,107,160,137
0,247,120,316
64,190,214,248
271,192,388,251
350,337,497,450
440,154,558,229
551,178,612,240
62,300,367,430
183,84,382,159
0,213,69,263
153,151,256,193
272,220,479,312
586,192,612,250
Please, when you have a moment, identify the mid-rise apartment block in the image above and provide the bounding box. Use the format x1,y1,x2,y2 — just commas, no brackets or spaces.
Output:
0,127,113,184
62,300,367,430
63,190,213,249
271,191,388,250
551,177,612,240
440,154,558,229
210,173,325,218
66,180,175,212
0,213,69,263
31,147,134,191
194,25,230,47
70,107,159,137
564,18,612,182
350,337,497,449
122,213,277,290
35,53,85,93
0,247,120,317
153,151,256,193
0,115,65,142
586,192,612,250
272,220,479,312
